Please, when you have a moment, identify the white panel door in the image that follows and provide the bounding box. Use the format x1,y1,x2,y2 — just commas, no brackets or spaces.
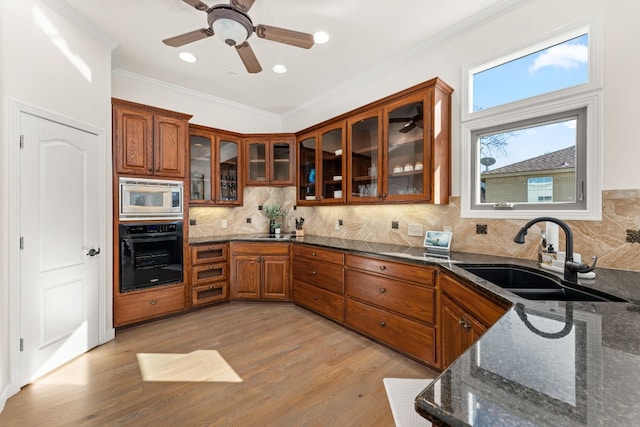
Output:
19,112,100,385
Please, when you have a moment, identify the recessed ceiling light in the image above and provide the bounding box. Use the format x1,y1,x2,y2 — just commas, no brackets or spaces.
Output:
179,52,197,63
273,64,287,74
313,31,330,44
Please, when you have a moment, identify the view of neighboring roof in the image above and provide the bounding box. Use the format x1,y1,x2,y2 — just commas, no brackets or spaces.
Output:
482,146,575,175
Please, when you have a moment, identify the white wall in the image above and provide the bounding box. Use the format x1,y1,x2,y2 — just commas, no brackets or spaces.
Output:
0,0,112,408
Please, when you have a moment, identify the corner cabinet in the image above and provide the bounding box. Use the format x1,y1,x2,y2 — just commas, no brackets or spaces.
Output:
189,125,243,206
112,98,191,178
439,272,510,369
297,121,346,205
244,135,295,186
229,242,291,300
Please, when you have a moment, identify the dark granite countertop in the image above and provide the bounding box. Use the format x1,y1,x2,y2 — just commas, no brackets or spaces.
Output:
190,234,640,426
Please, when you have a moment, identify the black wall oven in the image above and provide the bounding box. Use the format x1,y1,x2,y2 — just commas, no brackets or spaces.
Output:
119,222,183,292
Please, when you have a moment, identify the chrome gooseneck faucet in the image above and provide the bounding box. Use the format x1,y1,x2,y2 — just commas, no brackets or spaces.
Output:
513,216,597,283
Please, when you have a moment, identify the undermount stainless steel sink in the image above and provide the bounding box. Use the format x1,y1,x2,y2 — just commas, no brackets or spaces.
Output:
458,264,627,302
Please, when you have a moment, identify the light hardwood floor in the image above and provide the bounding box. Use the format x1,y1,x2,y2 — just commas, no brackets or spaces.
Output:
0,302,437,426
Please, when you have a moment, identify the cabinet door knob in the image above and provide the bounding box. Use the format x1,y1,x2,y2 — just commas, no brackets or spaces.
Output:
312,271,317,275
379,265,387,271
312,296,318,301
208,266,213,270
150,300,157,305
379,321,386,327
312,252,317,256
208,246,213,250
379,287,387,294
458,318,465,325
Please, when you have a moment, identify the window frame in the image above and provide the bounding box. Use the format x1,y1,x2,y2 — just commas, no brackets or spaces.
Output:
460,19,603,220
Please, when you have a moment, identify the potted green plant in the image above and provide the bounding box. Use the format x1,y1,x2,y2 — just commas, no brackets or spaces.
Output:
262,203,288,235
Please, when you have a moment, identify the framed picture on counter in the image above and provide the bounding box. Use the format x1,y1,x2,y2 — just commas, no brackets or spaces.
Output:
423,230,452,252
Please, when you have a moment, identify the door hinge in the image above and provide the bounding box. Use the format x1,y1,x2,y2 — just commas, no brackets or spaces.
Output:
20,338,24,351
20,135,24,149
20,236,24,250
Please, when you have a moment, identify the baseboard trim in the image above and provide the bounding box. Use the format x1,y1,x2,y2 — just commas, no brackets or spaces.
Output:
0,383,20,414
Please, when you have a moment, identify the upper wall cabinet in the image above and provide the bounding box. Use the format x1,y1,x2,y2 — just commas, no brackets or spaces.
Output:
112,98,192,179
244,135,295,186
190,125,243,206
297,121,346,205
297,78,452,205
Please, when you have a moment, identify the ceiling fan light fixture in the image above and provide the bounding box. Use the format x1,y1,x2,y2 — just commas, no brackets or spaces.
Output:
208,5,253,46
178,51,198,63
272,64,287,74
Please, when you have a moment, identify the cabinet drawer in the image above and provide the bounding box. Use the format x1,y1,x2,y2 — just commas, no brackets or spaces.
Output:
346,299,435,365
293,259,344,294
440,274,508,327
294,280,345,322
115,285,185,326
293,245,344,265
191,243,227,265
346,270,435,324
346,254,435,285
192,263,228,286
192,281,228,306
231,242,290,255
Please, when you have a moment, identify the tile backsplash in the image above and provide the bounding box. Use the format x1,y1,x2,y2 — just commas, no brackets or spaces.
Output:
189,188,640,272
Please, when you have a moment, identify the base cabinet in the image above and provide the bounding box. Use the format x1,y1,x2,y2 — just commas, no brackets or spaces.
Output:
190,243,229,307
230,242,291,300
345,254,437,366
114,285,185,327
293,245,345,322
439,272,509,369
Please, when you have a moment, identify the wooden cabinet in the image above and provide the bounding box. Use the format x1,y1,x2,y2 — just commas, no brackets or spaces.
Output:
296,77,452,205
345,254,437,366
112,98,191,178
244,135,295,186
230,242,291,300
293,245,345,322
189,125,242,206
190,243,229,307
297,121,346,205
439,272,509,369
114,284,185,327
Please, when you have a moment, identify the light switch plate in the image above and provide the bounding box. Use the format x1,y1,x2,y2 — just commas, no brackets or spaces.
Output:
408,224,423,236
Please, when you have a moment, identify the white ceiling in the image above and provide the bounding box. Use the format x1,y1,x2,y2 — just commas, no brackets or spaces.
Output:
60,0,514,115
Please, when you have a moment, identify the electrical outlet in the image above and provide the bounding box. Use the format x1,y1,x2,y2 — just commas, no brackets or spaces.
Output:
258,205,263,210
189,219,196,226
335,220,340,231
476,224,488,234
392,221,399,229
338,219,343,226
408,224,423,236
246,218,251,224
221,220,228,229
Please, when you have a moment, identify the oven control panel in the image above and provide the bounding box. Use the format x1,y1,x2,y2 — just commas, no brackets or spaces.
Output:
121,223,180,235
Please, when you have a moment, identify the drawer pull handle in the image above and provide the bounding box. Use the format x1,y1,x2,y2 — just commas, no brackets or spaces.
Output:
379,288,387,294
312,296,318,301
150,300,157,305
208,246,213,250
312,271,317,275
312,252,317,256
208,266,214,270
379,321,386,327
379,265,387,271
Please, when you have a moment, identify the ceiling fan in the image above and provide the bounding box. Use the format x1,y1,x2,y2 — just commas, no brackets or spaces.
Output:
389,105,424,133
163,0,315,74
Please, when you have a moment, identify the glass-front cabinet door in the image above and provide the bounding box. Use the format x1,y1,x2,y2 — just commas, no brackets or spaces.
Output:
319,122,345,203
297,133,317,203
245,136,295,186
189,125,242,206
384,92,430,202
347,109,382,203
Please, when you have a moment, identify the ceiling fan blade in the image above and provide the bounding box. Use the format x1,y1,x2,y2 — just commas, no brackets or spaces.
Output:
182,0,210,11
255,25,314,49
236,42,262,73
163,28,214,47
230,0,256,13
399,122,417,134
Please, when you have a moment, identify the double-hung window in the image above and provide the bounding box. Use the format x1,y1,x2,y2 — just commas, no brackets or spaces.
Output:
460,20,602,220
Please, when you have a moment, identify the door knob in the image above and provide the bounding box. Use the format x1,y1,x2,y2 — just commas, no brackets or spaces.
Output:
87,248,101,256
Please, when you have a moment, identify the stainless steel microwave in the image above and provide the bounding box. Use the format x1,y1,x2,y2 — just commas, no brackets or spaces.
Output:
119,177,183,220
